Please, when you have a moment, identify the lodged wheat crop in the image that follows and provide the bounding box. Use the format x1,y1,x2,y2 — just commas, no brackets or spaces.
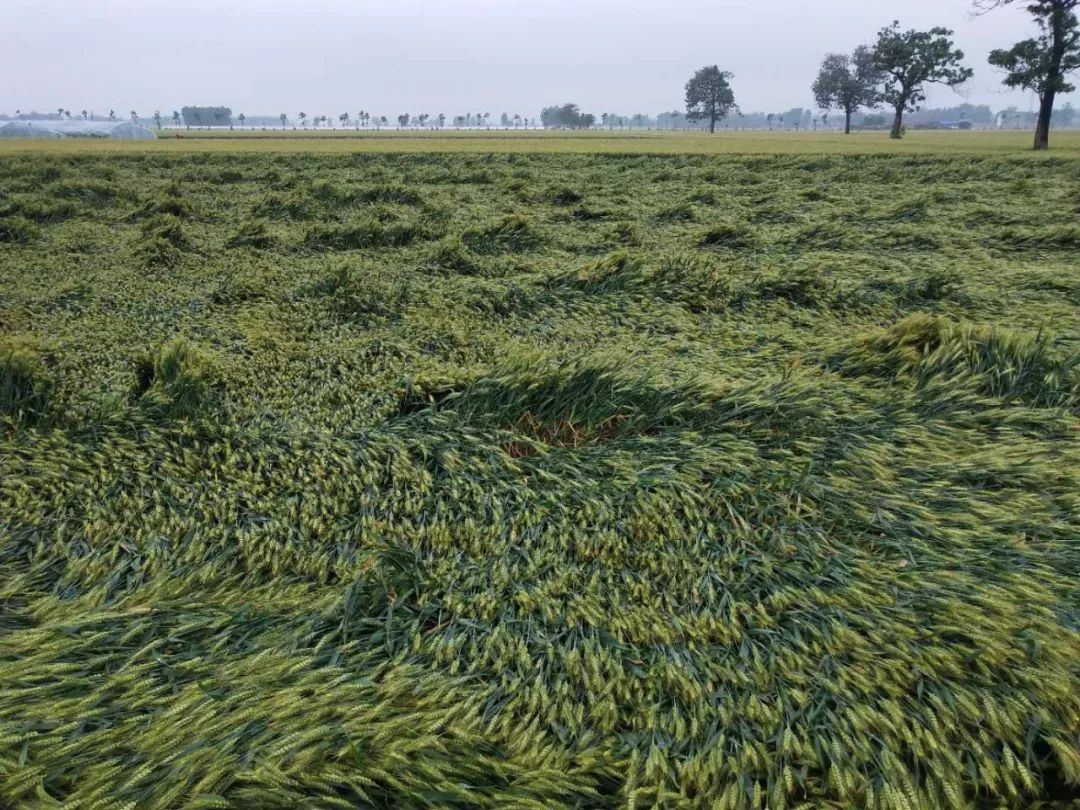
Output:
1,149,1078,809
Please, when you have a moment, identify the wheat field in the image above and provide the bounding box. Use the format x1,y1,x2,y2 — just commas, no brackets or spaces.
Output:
1,145,1078,808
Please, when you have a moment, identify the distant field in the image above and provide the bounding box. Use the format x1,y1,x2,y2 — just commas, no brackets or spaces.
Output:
2,147,1079,808
1,127,1078,154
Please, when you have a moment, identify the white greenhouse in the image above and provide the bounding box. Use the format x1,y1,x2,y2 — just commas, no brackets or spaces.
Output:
0,120,157,139
0,122,64,138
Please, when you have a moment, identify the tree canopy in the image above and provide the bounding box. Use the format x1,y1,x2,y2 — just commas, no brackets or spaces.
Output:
685,66,737,133
990,29,1080,95
539,104,595,129
871,23,972,138
180,106,232,127
981,0,1080,148
974,0,1077,12
811,47,881,134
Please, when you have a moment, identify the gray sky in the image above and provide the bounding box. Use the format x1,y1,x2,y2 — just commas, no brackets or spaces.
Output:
1,0,1065,118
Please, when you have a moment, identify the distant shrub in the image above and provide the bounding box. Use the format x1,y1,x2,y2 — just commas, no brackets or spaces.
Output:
0,341,53,425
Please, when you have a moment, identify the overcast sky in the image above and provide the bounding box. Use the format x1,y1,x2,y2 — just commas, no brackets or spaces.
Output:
2,0,1067,118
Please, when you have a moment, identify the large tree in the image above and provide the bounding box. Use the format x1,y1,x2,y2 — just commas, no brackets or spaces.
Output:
812,46,881,134
978,0,1080,150
181,106,232,128
685,66,736,133
871,22,972,139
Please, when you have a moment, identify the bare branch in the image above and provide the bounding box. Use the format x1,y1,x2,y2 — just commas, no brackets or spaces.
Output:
971,0,1013,15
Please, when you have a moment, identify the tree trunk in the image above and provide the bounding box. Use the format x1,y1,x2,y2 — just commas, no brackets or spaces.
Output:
1034,91,1055,150
1032,2,1069,151
709,111,716,134
844,110,851,135
890,108,904,140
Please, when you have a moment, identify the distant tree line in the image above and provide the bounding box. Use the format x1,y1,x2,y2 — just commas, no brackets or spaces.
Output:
176,112,541,131
17,102,1073,135
1,110,110,122
16,2,1077,150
